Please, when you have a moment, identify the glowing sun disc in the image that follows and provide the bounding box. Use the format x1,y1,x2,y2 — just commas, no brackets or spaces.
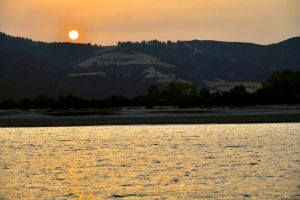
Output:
69,30,79,40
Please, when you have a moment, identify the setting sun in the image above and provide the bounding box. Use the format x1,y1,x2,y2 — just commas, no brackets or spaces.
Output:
68,30,79,40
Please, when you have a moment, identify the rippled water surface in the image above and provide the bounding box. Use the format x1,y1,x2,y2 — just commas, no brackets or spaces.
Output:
1,124,300,199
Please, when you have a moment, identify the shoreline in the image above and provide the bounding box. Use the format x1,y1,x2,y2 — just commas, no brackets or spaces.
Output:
1,114,300,127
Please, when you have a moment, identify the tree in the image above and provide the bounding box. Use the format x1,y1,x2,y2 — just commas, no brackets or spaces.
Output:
199,88,210,97
263,70,300,93
145,85,159,109
229,85,247,97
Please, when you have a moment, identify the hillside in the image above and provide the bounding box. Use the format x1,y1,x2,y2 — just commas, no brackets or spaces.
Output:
0,32,299,100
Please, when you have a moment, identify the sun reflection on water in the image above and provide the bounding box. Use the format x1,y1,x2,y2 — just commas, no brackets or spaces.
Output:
0,124,299,199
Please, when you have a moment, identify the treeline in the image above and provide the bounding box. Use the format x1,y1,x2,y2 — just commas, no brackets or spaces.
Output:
0,70,299,109
143,70,300,108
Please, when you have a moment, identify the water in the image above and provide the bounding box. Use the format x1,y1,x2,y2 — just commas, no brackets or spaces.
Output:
0,124,299,199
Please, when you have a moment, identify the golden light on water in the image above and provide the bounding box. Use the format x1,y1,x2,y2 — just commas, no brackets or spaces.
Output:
1,124,300,199
68,30,79,40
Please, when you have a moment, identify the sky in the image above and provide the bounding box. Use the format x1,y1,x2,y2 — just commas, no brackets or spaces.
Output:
0,0,299,45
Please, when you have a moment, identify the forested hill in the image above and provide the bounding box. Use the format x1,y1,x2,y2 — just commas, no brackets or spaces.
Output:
1,32,300,100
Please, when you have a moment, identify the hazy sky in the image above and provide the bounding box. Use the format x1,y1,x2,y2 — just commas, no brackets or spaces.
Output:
0,0,299,45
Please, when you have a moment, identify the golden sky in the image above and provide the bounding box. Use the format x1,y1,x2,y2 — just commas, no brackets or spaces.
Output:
0,0,299,45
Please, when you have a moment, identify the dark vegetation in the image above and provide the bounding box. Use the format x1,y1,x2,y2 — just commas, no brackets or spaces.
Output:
117,38,300,83
1,32,300,101
117,40,271,83
0,32,99,70
118,38,300,70
0,70,299,110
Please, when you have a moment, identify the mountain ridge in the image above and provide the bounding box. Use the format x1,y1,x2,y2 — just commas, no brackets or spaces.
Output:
1,32,299,100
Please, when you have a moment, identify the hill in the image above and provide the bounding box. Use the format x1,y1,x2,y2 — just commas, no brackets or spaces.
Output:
0,32,299,100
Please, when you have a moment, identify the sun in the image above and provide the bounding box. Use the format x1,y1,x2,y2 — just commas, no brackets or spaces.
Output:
68,30,79,40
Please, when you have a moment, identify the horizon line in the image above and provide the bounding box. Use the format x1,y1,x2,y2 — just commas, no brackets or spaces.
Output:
1,31,299,47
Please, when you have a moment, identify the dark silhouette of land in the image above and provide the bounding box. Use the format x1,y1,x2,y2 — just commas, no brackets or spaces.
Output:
0,70,299,110
1,32,300,101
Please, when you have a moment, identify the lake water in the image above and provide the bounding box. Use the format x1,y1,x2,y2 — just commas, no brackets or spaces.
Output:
0,124,299,199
